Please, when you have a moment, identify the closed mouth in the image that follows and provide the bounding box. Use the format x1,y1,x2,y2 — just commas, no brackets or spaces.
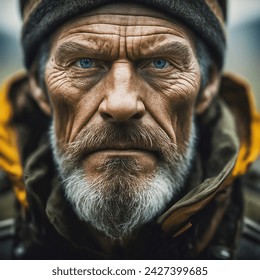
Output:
84,146,161,159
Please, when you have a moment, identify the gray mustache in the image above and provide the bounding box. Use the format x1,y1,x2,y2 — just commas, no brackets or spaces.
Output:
61,122,178,164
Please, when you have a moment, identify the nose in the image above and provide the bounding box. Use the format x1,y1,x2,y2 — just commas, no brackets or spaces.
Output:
98,62,145,122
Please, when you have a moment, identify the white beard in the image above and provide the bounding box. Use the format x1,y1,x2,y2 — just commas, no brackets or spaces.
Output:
49,121,196,239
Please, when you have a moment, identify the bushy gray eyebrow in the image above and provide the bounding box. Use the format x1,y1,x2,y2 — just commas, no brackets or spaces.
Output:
55,40,192,68
139,41,192,67
55,41,113,63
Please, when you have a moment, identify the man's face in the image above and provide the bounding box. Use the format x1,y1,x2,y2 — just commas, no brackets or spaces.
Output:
44,4,201,239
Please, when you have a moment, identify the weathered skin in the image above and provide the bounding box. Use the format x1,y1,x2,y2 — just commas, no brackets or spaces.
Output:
33,3,216,183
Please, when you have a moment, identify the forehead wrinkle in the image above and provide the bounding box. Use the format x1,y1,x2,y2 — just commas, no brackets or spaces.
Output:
72,13,184,30
62,24,187,39
57,11,190,40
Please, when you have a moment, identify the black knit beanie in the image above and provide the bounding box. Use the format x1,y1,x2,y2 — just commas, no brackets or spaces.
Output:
20,0,227,69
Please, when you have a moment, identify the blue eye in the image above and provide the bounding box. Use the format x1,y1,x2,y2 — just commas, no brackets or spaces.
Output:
77,58,93,68
153,59,168,69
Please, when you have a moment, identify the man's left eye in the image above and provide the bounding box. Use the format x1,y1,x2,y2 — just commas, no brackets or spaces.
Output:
75,58,94,68
152,59,169,69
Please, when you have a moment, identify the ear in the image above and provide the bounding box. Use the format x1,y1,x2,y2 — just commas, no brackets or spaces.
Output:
195,65,220,115
28,67,52,117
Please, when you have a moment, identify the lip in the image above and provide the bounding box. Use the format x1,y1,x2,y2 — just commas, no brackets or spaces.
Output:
82,148,159,174
84,147,160,159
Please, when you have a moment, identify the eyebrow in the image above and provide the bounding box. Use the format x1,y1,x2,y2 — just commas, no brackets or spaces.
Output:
55,40,193,67
139,41,192,68
55,41,113,64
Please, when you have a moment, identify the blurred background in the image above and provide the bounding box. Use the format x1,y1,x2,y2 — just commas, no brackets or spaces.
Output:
0,0,260,107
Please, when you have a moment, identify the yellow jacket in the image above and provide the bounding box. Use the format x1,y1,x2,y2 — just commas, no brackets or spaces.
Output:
0,72,27,207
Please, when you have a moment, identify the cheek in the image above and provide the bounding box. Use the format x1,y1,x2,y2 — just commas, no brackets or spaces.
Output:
46,66,81,104
175,105,194,153
45,66,105,145
159,72,199,151
45,68,76,143
133,68,199,154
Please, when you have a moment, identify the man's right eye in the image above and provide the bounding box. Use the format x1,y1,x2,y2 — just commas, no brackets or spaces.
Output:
74,58,94,69
152,59,169,69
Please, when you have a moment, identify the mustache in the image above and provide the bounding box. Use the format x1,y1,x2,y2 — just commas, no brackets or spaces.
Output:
58,122,179,165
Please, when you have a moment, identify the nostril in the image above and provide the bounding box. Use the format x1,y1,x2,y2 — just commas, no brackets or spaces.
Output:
98,94,145,122
133,111,144,119
100,111,113,120
100,110,143,122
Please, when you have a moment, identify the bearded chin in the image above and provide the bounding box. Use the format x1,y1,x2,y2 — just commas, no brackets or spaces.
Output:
49,122,196,239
